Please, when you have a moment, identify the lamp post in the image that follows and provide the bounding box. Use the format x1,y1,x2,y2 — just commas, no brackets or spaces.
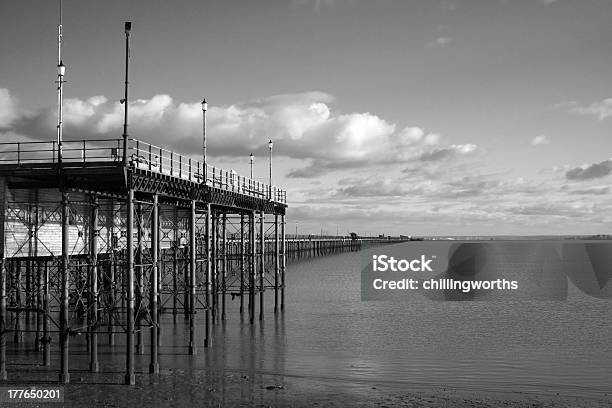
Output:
249,153,254,179
202,98,208,183
268,140,273,200
121,22,132,166
56,61,66,164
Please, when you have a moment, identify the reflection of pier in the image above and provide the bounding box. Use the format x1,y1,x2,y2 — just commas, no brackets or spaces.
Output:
0,138,287,384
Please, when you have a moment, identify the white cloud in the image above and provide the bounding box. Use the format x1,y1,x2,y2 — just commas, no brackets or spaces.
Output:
569,98,612,120
429,37,453,47
8,90,475,176
0,88,18,128
531,135,550,146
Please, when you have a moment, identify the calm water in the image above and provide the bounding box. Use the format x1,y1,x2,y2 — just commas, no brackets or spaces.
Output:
161,245,612,398
13,245,611,398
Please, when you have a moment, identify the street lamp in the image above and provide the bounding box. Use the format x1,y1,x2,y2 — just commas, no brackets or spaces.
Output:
202,98,208,183
121,21,132,166
249,153,254,179
268,140,273,200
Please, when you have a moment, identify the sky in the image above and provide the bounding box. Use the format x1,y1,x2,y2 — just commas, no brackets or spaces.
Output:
1,0,612,236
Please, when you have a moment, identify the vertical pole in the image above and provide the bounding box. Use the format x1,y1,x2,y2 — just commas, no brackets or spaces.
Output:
125,189,135,385
89,195,99,372
188,200,197,355
204,204,211,347
211,211,216,324
0,177,9,378
59,190,70,383
0,259,5,380
274,214,279,313
136,203,144,355
172,245,177,319
35,261,42,352
25,261,30,326
33,198,40,352
202,99,207,184
239,214,245,315
259,211,265,321
149,194,159,374
121,22,131,165
249,212,255,324
43,260,50,366
108,202,117,346
221,213,226,321
281,215,285,311
14,261,22,344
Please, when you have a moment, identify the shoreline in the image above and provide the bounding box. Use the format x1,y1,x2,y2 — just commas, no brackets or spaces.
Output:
45,369,610,407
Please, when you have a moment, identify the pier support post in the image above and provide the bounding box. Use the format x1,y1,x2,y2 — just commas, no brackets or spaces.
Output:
239,214,245,315
136,203,144,355
281,215,285,311
204,203,211,348
149,194,159,374
89,195,99,372
0,176,8,377
221,213,226,321
259,211,265,321
59,190,70,384
249,211,255,325
14,261,22,344
188,200,197,355
211,210,217,324
43,261,50,366
35,261,42,352
125,189,135,385
274,215,279,313
0,259,6,380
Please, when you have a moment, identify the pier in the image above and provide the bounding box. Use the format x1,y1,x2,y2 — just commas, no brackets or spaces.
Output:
0,138,287,384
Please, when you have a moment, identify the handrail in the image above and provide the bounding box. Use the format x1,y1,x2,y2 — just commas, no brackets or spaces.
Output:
0,138,287,204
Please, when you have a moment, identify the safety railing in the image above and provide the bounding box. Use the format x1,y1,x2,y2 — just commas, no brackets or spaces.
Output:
0,138,287,204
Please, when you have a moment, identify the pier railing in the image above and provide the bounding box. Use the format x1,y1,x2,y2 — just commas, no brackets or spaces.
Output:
0,138,287,204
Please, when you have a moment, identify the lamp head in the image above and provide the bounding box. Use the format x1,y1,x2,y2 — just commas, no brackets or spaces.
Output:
201,98,208,111
125,21,132,34
57,61,66,76
249,153,254,163
268,140,273,150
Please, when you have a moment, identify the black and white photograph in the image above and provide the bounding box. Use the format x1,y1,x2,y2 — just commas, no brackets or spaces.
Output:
0,1,611,407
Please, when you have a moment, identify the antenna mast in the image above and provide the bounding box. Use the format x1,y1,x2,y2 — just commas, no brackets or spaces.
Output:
56,0,66,164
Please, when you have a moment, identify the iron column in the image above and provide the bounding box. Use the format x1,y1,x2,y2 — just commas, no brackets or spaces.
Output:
125,189,135,385
149,194,159,373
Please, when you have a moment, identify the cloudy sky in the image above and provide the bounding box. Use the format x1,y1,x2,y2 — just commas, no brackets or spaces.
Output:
1,0,612,236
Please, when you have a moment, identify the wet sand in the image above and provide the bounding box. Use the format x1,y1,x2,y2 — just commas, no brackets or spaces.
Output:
15,369,606,407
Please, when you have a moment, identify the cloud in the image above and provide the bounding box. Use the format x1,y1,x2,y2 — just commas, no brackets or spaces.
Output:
569,186,610,195
566,158,612,181
416,144,478,162
428,37,453,48
531,135,550,146
333,177,424,198
569,98,612,120
0,88,18,129
5,88,478,178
